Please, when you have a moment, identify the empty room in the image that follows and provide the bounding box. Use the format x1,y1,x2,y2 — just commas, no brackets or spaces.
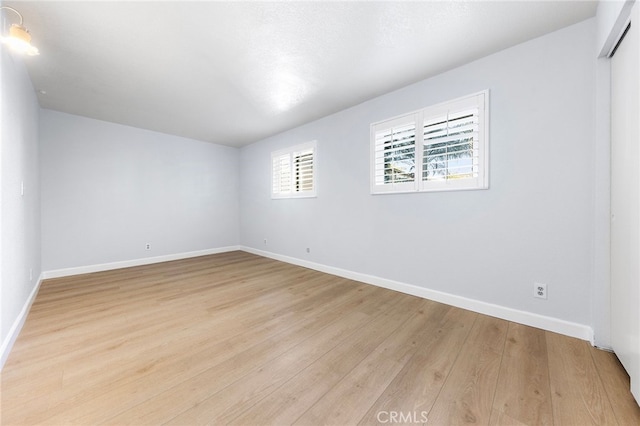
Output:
2,0,640,424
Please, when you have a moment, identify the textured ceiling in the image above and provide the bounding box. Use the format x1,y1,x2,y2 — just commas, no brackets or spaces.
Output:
4,1,598,147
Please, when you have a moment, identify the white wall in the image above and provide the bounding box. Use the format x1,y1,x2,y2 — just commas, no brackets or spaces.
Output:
0,47,41,366
40,110,239,271
240,19,597,329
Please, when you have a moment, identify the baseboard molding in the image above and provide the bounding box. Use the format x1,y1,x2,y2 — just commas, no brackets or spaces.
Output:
241,246,594,343
2,244,593,372
41,246,241,279
1,246,242,371
1,273,44,370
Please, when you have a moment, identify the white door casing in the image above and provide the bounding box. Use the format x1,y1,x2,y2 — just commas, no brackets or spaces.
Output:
611,1,640,403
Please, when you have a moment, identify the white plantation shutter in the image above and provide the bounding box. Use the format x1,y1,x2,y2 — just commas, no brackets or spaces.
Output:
293,147,314,193
272,153,291,196
271,141,317,198
371,91,488,194
421,92,487,191
371,113,419,193
423,110,478,182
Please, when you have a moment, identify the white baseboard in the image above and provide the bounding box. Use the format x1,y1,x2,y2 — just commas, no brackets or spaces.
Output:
1,246,241,371
2,244,593,372
1,273,44,370
241,246,594,343
41,246,241,279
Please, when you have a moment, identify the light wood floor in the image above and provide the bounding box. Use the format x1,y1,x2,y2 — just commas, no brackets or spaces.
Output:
2,251,639,425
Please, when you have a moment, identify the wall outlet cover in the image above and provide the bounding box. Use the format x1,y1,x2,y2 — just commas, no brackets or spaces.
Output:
534,282,547,299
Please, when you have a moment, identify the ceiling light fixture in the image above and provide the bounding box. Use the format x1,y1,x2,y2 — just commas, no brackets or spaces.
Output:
1,6,39,56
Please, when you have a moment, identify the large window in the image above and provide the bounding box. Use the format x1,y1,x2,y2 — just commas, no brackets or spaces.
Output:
371,90,489,194
271,141,316,199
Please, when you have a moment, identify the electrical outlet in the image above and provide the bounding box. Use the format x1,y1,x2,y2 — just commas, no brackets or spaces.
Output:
145,243,151,250
534,282,547,299
306,247,310,253
264,239,267,245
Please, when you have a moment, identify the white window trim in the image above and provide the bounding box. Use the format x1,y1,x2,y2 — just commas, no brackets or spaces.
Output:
271,140,317,199
370,90,489,194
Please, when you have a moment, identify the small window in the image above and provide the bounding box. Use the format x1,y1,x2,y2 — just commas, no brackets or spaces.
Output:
371,91,489,194
271,141,317,199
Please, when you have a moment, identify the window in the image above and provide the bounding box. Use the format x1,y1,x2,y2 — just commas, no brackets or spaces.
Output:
271,141,316,198
371,90,488,194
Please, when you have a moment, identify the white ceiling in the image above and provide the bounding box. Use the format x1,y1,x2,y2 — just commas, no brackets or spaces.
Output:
5,1,598,147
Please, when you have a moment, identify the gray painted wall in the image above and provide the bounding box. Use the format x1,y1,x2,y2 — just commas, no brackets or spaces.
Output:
40,110,240,271
240,19,598,327
0,48,41,354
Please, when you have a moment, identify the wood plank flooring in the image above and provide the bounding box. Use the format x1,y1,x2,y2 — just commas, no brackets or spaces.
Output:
1,251,639,425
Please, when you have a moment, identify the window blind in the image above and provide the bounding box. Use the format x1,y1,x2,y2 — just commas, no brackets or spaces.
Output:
370,90,488,194
372,114,419,192
293,148,314,193
423,107,479,182
272,153,292,196
271,141,317,199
